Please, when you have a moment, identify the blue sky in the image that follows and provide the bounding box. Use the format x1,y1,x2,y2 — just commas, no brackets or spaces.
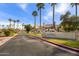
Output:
0,3,79,27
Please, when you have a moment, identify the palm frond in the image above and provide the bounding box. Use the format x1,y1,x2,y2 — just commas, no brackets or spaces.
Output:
51,3,56,6
36,3,45,10
32,11,38,16
71,3,74,7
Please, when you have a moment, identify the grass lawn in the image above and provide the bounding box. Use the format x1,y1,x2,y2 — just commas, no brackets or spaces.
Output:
28,32,42,37
27,32,79,49
47,39,79,48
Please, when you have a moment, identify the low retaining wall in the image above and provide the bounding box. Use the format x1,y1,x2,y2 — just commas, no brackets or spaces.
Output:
42,32,76,40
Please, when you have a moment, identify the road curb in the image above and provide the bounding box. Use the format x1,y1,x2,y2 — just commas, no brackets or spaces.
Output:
0,34,18,47
27,35,79,55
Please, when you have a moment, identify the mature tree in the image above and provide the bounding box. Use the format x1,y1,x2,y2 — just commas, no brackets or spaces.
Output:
13,20,16,29
6,25,9,29
60,11,71,22
71,3,79,30
32,11,38,29
2,25,5,29
8,18,12,28
36,3,45,32
71,3,79,40
60,15,79,32
60,11,71,32
51,3,57,29
69,16,79,30
24,24,32,33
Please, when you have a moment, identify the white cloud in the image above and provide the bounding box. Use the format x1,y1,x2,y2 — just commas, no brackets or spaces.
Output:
43,3,70,22
18,3,28,11
56,4,70,14
0,11,23,29
43,8,52,21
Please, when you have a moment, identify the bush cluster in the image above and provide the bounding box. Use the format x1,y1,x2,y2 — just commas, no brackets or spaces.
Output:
0,29,17,36
24,24,32,33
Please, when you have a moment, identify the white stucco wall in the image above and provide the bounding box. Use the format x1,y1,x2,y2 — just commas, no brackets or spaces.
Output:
42,32,76,40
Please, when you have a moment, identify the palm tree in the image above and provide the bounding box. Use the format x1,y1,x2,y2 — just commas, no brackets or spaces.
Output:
16,20,20,29
60,11,71,31
36,3,45,32
6,25,9,29
43,22,45,28
71,3,79,30
69,16,79,30
2,25,4,29
50,3,57,29
60,11,70,21
32,11,38,29
71,3,79,40
13,20,16,29
8,18,12,28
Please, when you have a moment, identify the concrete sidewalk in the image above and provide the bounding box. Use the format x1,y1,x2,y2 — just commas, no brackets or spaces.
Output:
0,34,18,47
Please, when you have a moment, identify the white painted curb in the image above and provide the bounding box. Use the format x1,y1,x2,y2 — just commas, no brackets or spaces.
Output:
0,34,18,46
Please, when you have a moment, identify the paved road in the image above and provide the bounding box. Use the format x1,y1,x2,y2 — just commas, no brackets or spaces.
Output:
0,31,77,56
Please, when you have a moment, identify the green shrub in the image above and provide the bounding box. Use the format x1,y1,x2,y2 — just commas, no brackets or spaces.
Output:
24,24,32,33
8,29,16,33
2,29,16,36
3,29,11,36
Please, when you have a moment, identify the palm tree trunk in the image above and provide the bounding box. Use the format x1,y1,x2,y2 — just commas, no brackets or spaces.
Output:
17,22,19,29
53,5,55,29
17,22,18,29
75,3,78,40
9,21,11,28
40,9,42,32
76,3,77,29
14,22,15,29
34,16,36,29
